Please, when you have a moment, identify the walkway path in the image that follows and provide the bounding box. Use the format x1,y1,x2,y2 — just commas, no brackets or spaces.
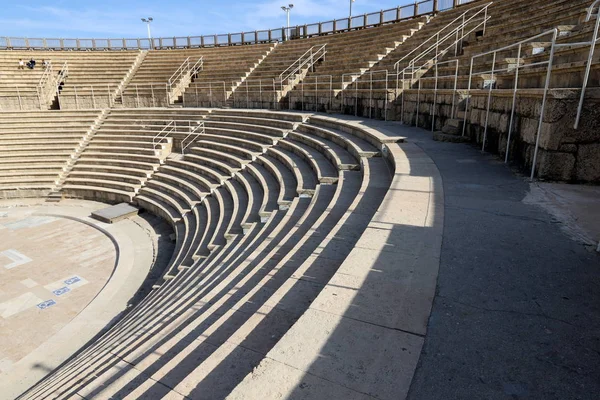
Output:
355,119,600,400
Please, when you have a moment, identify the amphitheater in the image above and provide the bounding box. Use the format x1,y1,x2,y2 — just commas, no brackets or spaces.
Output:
0,0,598,399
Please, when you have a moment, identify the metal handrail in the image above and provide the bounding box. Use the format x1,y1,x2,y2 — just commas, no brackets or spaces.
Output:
278,44,328,83
394,2,493,72
168,57,191,88
167,57,203,102
462,29,559,180
0,0,477,50
181,121,205,154
575,0,600,128
37,61,53,87
586,0,600,21
395,2,493,73
153,120,175,149
402,14,491,81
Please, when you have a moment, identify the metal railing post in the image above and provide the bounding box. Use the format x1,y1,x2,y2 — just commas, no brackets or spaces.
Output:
574,11,599,129
452,60,459,119
355,76,358,116
482,51,497,152
462,58,474,137
505,44,522,163
531,30,558,180
369,72,373,119
91,85,96,109
432,62,438,132
416,76,421,127
74,85,79,110
329,75,333,112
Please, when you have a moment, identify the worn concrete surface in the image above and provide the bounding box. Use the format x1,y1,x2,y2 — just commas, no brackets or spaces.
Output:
361,120,600,400
0,199,163,400
524,182,600,250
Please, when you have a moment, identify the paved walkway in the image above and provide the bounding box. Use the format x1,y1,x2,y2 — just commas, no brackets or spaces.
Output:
361,120,600,400
0,200,172,400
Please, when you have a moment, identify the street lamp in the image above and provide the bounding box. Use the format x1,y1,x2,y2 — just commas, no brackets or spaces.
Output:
281,4,294,41
141,17,154,42
350,0,356,18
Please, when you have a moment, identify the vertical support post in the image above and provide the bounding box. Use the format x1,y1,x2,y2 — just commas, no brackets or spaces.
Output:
432,62,438,132
355,75,358,116
531,30,558,181
108,85,112,107
505,44,522,163
91,85,96,109
301,79,305,111
452,60,459,119
330,75,333,112
369,72,373,119
74,85,79,110
574,12,599,129
341,75,345,114
416,76,421,127
462,58,474,136
482,51,496,152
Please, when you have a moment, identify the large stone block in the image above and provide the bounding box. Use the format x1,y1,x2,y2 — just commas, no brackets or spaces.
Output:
576,144,600,182
537,150,576,181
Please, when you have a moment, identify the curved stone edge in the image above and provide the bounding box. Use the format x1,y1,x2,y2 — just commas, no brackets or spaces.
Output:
0,202,156,400
227,117,444,400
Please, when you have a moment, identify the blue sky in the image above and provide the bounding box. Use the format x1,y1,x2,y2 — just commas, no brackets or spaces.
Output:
0,0,415,39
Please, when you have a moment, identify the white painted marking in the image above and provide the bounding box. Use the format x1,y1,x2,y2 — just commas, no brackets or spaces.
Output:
0,292,43,319
44,276,89,292
1,249,32,270
20,279,38,289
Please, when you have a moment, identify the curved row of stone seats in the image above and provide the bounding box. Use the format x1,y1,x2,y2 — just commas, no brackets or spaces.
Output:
20,110,407,400
0,50,140,109
61,109,174,203
0,110,99,199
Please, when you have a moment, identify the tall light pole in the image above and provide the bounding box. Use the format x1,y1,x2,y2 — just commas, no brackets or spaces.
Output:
350,0,356,18
281,4,294,41
141,17,153,44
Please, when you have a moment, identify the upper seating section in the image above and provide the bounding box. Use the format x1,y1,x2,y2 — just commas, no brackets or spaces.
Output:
0,50,139,110
122,44,274,107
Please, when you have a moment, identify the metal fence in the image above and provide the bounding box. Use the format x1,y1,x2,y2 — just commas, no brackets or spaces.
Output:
0,0,478,50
